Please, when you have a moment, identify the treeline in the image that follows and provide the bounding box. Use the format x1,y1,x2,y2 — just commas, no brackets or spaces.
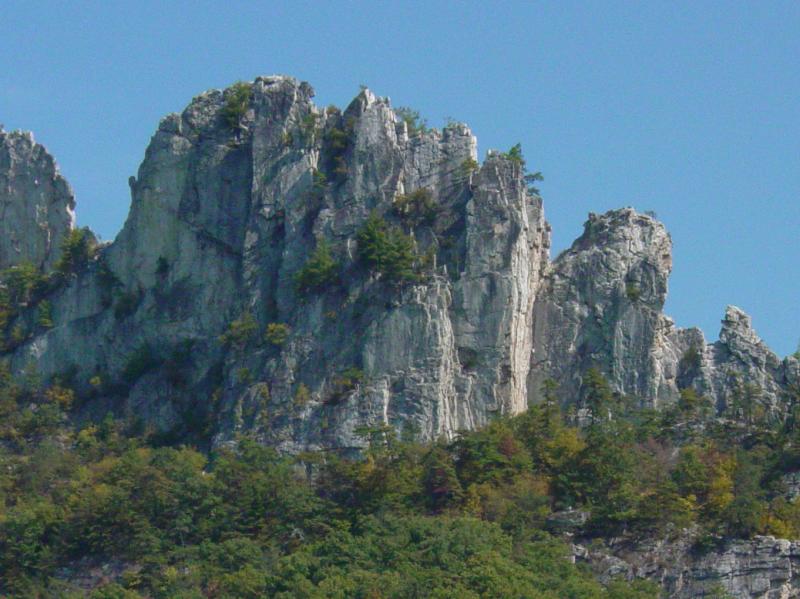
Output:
2,366,800,597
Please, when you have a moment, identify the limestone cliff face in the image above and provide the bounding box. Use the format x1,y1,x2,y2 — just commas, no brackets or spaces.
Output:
574,535,800,598
5,77,549,451
1,76,795,451
530,208,679,408
529,208,796,417
0,128,75,270
6,75,800,596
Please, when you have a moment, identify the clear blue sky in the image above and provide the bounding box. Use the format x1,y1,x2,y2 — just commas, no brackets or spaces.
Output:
2,1,798,355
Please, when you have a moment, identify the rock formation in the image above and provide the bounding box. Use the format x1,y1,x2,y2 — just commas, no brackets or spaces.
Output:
4,75,800,597
574,535,800,598
4,77,550,453
1,76,796,451
0,128,75,270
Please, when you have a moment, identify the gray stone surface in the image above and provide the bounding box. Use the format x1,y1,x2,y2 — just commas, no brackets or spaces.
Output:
0,128,75,270
5,77,549,452
529,208,797,418
2,75,796,450
5,75,800,597
574,535,800,598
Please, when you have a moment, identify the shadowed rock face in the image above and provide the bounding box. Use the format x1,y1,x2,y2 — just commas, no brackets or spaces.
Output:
0,129,75,270
2,76,796,454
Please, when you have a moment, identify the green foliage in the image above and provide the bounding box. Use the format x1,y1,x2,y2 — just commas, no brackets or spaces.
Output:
264,322,290,346
581,367,617,423
393,188,439,226
54,228,97,277
36,300,53,329
625,281,642,301
294,382,311,407
307,168,327,203
219,312,259,350
356,212,420,283
328,366,365,404
501,144,544,196
502,143,525,166
1,261,48,306
395,106,428,135
321,110,354,185
221,81,252,130
122,343,160,384
457,157,480,182
524,170,544,195
293,241,340,295
678,345,703,389
422,446,463,512
1,352,799,597
298,112,320,145
114,288,143,320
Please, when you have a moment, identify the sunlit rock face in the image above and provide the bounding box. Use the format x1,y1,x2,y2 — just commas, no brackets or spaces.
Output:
0,128,75,270
4,77,549,452
3,76,795,452
530,208,681,408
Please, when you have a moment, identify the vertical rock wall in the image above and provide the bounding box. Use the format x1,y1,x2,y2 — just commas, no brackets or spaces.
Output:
0,129,75,270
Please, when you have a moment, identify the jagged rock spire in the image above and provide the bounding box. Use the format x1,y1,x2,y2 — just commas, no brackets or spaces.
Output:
0,130,75,270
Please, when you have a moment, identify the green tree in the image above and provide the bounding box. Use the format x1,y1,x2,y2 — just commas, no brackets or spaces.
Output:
356,212,419,282
221,81,252,131
54,228,97,277
581,367,616,424
422,446,463,512
294,240,340,294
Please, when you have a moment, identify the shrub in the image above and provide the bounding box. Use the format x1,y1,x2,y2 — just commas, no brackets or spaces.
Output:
524,171,544,195
395,107,428,136
236,367,253,385
221,81,252,130
219,312,259,350
1,262,47,306
321,115,353,185
356,212,419,283
299,113,320,145
457,157,479,182
680,345,702,372
294,241,340,295
265,322,290,347
294,383,311,407
502,143,525,166
113,289,142,320
501,144,544,195
625,282,641,302
122,343,160,384
36,301,53,329
96,258,121,307
392,188,438,226
54,228,97,277
308,168,328,203
328,367,365,404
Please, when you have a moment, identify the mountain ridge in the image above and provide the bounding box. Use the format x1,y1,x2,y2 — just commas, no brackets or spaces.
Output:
1,75,796,453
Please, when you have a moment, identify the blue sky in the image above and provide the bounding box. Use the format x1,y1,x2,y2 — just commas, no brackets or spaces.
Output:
2,1,798,355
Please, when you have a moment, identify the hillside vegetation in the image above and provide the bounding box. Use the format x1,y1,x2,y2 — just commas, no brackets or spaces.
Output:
3,365,800,597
